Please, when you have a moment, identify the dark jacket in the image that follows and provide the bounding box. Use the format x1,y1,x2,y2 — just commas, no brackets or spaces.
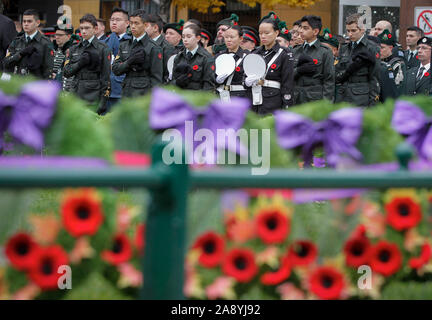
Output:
335,35,380,107
0,14,17,71
3,30,54,79
52,37,76,90
104,32,132,99
112,33,163,97
405,64,431,96
383,54,407,95
171,45,215,91
250,42,295,115
293,39,335,104
63,37,112,103
215,47,249,98
378,61,398,103
404,50,421,70
153,34,175,82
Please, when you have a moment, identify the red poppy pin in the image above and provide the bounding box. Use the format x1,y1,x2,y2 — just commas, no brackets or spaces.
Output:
193,65,199,70
376,53,380,58
235,66,241,72
313,59,318,64
108,54,111,60
271,64,277,69
211,65,215,71
284,30,289,34
158,53,162,59
425,72,430,77
50,50,54,56
416,55,419,59
388,34,392,38
273,15,278,19
329,34,333,38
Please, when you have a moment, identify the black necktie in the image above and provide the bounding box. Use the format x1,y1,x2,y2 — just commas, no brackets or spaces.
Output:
82,40,89,48
26,36,31,44
408,52,414,61
132,39,138,46
352,42,357,51
186,52,193,61
416,66,425,84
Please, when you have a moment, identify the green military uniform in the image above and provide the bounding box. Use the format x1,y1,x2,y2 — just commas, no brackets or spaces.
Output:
171,45,215,91
335,35,380,107
153,34,175,83
377,30,407,97
404,37,431,97
318,28,339,102
3,30,54,79
378,61,398,102
63,37,112,106
112,34,163,98
293,38,335,104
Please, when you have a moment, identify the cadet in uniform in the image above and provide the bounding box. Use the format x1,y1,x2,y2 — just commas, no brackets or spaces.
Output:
377,29,407,96
171,24,215,91
215,24,249,99
163,20,184,54
404,26,423,70
0,9,17,72
3,9,54,79
335,13,380,107
200,29,212,49
276,21,291,48
63,14,112,114
240,26,259,52
146,13,175,83
405,37,431,96
208,14,239,56
52,24,77,91
319,28,339,58
293,15,335,104
246,12,295,114
112,9,163,97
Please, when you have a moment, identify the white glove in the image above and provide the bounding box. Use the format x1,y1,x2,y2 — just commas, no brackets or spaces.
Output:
216,73,230,84
245,74,260,87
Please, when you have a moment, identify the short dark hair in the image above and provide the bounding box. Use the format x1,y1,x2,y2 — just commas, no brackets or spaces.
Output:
148,14,164,32
130,9,148,23
111,7,129,19
80,14,98,27
97,18,105,24
407,26,425,37
184,24,201,37
293,20,301,27
346,13,364,29
23,9,40,20
260,18,279,31
186,19,202,29
227,25,243,37
301,15,322,32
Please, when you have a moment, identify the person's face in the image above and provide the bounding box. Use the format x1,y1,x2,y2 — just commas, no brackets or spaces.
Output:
224,28,242,51
96,21,105,36
380,44,393,59
292,25,299,32
200,37,209,48
55,30,71,47
79,21,96,40
299,21,318,41
276,36,289,48
240,39,255,51
291,30,303,45
110,12,129,35
14,21,22,32
145,23,159,39
406,31,421,48
182,27,200,50
374,21,387,36
346,23,364,42
129,17,146,38
165,28,181,46
259,23,278,47
217,25,229,41
22,15,39,34
417,44,431,64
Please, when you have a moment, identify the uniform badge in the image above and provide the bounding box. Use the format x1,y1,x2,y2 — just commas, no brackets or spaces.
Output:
115,55,120,60
284,94,291,100
423,38,427,43
6,50,10,57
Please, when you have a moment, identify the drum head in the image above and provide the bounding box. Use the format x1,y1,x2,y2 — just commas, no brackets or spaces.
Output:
215,54,236,76
243,54,266,78
167,54,177,75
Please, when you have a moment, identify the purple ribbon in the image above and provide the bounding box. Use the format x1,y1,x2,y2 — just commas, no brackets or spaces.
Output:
149,87,250,164
391,100,432,160
275,108,363,167
0,81,61,153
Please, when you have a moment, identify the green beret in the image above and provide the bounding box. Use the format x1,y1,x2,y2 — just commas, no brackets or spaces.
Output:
318,28,339,48
377,29,396,46
163,19,184,35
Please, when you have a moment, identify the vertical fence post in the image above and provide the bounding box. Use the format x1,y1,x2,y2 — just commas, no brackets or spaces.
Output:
141,140,189,299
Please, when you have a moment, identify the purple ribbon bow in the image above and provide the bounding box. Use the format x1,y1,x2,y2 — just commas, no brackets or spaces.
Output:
275,108,363,167
391,100,432,160
149,88,250,164
0,81,61,153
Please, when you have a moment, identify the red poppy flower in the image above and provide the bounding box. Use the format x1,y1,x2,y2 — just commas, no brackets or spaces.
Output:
270,64,277,69
193,65,199,70
135,224,146,255
61,189,104,237
222,248,258,283
50,50,54,56
309,266,345,300
284,30,289,34
313,59,318,64
329,34,333,38
369,241,402,276
416,55,419,59
192,231,225,268
211,65,215,71
425,72,430,77
273,15,278,19
409,243,432,269
235,66,241,72
343,236,371,268
385,196,422,231
101,234,133,266
233,22,238,26
376,53,380,58
255,208,290,244
388,34,392,38
260,255,291,286
179,26,183,31
158,53,162,59
28,245,69,290
5,233,40,271
288,240,318,266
